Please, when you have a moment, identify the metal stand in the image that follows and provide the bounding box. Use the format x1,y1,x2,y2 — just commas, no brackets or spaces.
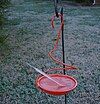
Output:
61,7,67,104
54,1,67,104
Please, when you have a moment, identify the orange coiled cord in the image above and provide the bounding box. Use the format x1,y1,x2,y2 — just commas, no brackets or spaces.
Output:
47,13,77,72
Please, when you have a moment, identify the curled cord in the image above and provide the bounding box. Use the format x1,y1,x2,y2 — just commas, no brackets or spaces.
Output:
47,13,77,72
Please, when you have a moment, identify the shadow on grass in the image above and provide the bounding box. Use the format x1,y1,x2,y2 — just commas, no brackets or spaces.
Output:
0,34,11,61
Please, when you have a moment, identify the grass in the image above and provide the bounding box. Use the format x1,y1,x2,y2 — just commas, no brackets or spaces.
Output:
0,0,11,26
0,0,100,104
0,35,8,44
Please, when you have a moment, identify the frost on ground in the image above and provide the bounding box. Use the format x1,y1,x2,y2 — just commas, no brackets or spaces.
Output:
0,0,100,104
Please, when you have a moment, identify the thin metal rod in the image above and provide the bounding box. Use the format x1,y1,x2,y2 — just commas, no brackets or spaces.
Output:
61,7,67,104
61,8,65,74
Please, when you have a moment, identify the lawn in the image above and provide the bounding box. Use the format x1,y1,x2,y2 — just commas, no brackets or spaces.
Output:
0,0,100,104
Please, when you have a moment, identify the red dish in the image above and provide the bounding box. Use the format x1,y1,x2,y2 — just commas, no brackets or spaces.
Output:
36,74,77,95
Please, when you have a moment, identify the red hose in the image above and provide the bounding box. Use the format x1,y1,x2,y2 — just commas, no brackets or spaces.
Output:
48,13,77,72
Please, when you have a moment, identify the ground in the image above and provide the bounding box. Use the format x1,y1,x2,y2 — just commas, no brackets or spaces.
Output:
0,0,100,104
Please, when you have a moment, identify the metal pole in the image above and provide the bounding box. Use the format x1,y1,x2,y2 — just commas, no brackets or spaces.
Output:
54,1,67,103
61,7,67,104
